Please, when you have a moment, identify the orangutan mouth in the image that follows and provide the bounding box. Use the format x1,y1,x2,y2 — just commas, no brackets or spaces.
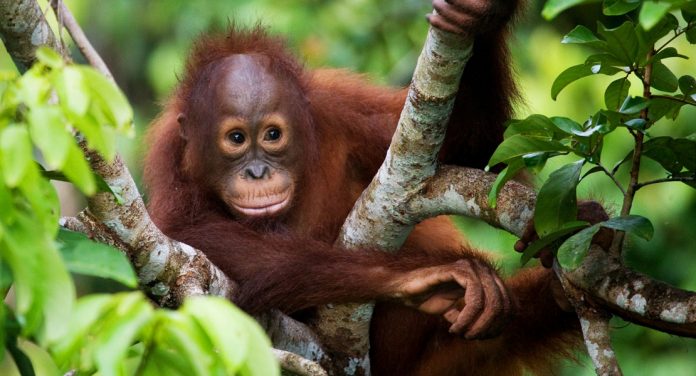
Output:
230,189,292,217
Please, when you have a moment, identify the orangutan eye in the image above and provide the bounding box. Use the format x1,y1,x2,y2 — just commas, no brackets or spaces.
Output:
265,128,282,141
228,131,246,144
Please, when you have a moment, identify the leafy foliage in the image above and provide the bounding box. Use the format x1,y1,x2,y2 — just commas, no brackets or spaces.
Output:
491,0,696,268
0,48,277,375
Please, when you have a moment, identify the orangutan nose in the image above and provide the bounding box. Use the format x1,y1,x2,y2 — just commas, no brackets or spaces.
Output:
245,163,270,180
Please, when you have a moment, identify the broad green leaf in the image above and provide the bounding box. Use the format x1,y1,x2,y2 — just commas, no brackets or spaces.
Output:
649,96,684,121
542,0,599,20
534,160,585,236
0,125,33,187
604,77,631,110
551,116,584,135
619,96,649,114
642,137,696,173
687,26,696,44
679,75,696,95
684,9,696,23
154,312,216,376
57,229,137,287
80,68,133,133
183,297,254,373
61,143,96,195
488,135,569,167
561,25,606,48
597,21,639,65
94,293,154,376
15,68,50,108
55,66,89,116
601,215,654,240
50,294,113,367
26,108,71,169
236,314,280,376
1,214,74,343
557,224,601,269
603,0,641,16
503,115,557,139
69,111,117,161
520,221,590,266
35,47,64,69
552,63,621,100
650,47,689,63
17,170,59,235
488,159,524,208
17,340,60,376
639,2,672,30
624,118,647,130
651,61,679,92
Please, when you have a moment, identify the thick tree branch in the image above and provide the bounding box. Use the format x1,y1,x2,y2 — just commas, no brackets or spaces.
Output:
272,349,328,376
0,0,60,71
314,26,475,373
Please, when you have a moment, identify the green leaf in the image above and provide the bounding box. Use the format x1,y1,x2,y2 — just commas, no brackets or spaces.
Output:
605,77,632,110
601,215,654,240
503,115,558,139
603,0,641,16
0,125,33,187
488,159,524,208
94,293,154,376
649,97,684,121
557,224,601,269
61,143,96,196
650,47,689,63
488,135,569,167
57,229,137,287
26,108,71,170
561,25,606,48
651,61,679,92
597,21,639,65
542,0,599,20
153,312,215,376
35,47,64,69
182,297,251,373
551,116,584,135
642,137,696,173
520,221,590,266
619,96,649,114
639,2,672,30
687,26,696,44
55,66,89,116
679,75,696,95
17,170,60,235
80,68,133,133
534,160,585,236
1,214,74,343
552,63,621,100
50,294,113,367
17,340,61,376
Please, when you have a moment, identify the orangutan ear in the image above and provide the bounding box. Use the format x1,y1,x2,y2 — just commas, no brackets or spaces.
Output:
177,113,189,140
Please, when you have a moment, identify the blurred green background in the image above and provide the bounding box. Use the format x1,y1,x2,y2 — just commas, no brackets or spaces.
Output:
1,0,695,374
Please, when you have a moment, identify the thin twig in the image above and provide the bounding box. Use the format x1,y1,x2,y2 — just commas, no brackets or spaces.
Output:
49,0,114,82
651,94,696,106
656,22,695,53
597,164,627,195
636,176,695,190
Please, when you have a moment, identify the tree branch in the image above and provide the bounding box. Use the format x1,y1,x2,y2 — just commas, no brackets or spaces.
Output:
272,349,328,376
0,0,60,71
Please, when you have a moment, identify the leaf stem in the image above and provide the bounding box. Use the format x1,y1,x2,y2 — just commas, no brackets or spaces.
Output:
635,176,695,190
656,21,695,53
651,94,696,106
611,49,655,256
598,164,627,195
